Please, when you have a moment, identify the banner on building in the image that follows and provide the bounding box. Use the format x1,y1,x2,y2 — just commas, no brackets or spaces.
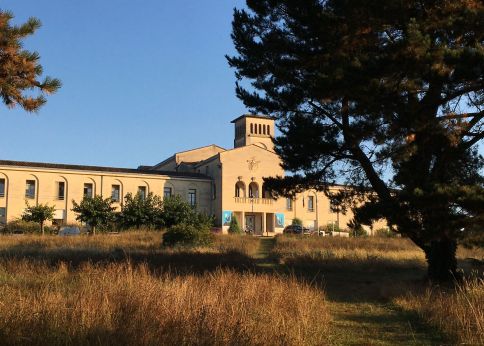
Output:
222,211,232,226
275,213,285,228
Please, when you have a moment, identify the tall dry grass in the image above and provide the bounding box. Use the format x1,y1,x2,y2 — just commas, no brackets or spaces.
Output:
0,260,331,345
272,236,427,270
395,277,484,345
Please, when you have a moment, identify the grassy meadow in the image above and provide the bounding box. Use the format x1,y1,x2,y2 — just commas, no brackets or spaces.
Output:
0,232,482,345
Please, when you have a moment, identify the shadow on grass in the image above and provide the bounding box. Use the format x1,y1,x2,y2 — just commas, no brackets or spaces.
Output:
0,245,257,276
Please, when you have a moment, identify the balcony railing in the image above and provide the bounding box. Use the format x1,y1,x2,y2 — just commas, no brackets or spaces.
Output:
234,197,273,205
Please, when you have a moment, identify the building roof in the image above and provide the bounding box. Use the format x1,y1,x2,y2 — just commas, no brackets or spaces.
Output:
230,114,276,123
0,160,210,179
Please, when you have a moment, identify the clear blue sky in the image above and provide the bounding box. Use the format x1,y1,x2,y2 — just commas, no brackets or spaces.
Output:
1,1,247,168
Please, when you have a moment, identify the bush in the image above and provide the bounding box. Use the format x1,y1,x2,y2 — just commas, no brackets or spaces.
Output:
375,227,397,238
321,223,341,235
163,224,214,247
228,216,242,234
292,218,303,226
3,219,41,234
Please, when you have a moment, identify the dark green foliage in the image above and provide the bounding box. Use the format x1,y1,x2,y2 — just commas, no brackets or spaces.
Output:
3,219,40,234
22,203,55,235
228,0,484,281
72,196,115,235
162,224,214,247
161,195,213,228
228,215,242,234
0,10,61,111
118,192,164,229
292,218,303,226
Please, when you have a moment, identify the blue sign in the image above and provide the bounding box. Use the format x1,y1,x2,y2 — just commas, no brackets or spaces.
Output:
222,211,232,226
275,213,285,228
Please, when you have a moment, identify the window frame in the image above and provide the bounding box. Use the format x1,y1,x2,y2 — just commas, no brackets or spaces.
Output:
308,196,314,212
83,183,93,199
111,184,121,202
57,181,65,200
25,180,36,199
0,178,5,198
188,188,197,207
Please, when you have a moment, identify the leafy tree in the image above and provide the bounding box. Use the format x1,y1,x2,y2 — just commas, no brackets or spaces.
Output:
0,10,61,111
118,192,164,229
228,0,484,281
22,202,55,235
291,218,303,226
72,195,115,235
228,215,242,234
162,195,199,228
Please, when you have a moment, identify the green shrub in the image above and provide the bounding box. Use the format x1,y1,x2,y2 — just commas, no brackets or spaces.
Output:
374,227,397,238
162,224,214,247
321,223,340,235
292,218,303,226
3,219,41,234
228,216,242,234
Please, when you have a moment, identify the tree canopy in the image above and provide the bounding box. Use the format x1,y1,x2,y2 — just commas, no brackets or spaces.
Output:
0,10,60,111
228,0,484,281
72,196,115,235
22,202,55,235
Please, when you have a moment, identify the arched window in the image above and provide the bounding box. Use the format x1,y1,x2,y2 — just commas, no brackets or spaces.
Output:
235,181,246,197
261,183,271,198
248,182,259,198
258,124,262,134
250,123,254,134
267,125,270,136
263,125,266,135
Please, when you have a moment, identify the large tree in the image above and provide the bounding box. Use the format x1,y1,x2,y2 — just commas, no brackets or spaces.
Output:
227,0,484,281
0,10,60,111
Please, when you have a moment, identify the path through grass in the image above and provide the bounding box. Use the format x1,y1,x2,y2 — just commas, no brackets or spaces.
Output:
256,236,448,345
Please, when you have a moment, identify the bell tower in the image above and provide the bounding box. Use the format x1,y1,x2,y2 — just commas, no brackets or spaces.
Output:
231,114,275,151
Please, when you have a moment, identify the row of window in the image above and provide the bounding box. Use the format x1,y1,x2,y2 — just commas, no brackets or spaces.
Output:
250,123,270,136
0,179,196,207
286,196,337,213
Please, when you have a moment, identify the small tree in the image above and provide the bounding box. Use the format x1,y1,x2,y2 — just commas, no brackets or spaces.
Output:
0,10,61,112
161,195,199,228
72,195,115,235
292,218,303,226
228,215,242,234
118,192,164,229
22,202,55,235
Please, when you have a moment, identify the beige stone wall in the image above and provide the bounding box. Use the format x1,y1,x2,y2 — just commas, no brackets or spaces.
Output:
0,165,212,226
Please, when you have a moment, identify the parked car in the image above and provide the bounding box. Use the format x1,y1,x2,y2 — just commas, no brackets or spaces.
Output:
283,225,312,235
58,226,81,236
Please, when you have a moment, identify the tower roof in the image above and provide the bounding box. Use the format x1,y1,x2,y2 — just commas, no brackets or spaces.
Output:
230,114,275,123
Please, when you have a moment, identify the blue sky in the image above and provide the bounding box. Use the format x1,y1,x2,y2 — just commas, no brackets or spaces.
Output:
1,1,247,168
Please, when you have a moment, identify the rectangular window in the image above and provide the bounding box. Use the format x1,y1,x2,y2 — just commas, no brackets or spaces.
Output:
111,185,120,202
188,189,197,207
164,187,172,199
25,180,35,199
83,183,93,198
0,178,5,197
57,182,65,200
138,186,147,200
308,196,314,212
286,198,293,211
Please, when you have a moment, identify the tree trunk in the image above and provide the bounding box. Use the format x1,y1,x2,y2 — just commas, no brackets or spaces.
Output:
92,225,96,236
41,221,44,236
424,238,459,282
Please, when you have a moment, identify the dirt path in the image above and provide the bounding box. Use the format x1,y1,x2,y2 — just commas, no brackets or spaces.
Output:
255,237,448,345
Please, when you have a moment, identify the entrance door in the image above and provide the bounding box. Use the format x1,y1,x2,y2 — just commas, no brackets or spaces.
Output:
245,215,255,233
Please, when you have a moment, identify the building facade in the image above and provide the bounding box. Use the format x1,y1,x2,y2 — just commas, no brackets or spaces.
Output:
0,115,380,234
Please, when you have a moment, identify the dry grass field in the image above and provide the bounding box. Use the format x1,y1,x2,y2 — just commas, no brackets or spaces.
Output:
0,232,482,345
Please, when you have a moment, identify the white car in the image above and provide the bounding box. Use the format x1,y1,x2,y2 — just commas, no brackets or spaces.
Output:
58,226,81,236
